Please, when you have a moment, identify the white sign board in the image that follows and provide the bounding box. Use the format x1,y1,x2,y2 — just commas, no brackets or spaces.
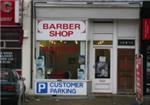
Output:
35,81,87,95
36,20,87,40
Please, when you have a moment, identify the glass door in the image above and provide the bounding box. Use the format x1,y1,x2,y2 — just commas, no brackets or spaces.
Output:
92,48,112,93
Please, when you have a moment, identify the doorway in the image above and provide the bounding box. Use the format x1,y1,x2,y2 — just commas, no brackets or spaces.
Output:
92,48,112,93
117,49,135,93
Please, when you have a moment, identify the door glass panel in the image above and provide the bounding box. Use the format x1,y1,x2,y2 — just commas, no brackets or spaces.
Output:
95,49,110,78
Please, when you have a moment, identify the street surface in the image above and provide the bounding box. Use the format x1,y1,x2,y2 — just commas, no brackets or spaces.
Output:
24,95,150,105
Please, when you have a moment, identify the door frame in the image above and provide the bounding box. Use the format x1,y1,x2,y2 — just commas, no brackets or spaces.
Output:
91,46,113,93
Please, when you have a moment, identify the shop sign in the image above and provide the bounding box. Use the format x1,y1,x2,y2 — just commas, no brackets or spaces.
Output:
118,39,135,46
35,81,87,95
135,54,143,104
0,49,21,69
0,0,16,25
0,51,14,64
36,20,87,40
143,19,150,40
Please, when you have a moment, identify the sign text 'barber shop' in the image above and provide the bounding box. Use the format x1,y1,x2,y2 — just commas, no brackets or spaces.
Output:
36,20,86,40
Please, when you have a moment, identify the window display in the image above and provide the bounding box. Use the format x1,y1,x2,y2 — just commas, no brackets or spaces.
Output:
36,56,45,79
36,41,86,80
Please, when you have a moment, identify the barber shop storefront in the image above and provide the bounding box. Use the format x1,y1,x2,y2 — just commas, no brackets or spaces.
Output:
31,0,141,95
35,20,88,95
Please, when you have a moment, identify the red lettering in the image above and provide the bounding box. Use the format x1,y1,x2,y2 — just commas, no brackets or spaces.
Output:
49,31,55,36
56,24,62,29
75,24,80,30
69,24,74,30
68,31,73,36
62,31,69,37
1,1,13,13
49,31,73,37
56,31,62,36
49,24,55,29
42,23,81,30
63,24,69,29
43,24,48,29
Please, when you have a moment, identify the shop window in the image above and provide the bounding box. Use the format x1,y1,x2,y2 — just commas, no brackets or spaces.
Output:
36,41,86,80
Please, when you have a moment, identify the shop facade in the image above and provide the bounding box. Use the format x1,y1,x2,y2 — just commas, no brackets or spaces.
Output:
23,0,142,95
0,0,23,75
140,1,150,95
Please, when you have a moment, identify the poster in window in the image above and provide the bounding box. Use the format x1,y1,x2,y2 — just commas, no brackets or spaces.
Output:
95,56,110,78
78,55,85,64
36,56,45,79
78,68,85,80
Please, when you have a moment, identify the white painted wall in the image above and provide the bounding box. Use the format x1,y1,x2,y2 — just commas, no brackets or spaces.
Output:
36,7,139,19
117,20,139,38
92,22,113,40
22,0,32,94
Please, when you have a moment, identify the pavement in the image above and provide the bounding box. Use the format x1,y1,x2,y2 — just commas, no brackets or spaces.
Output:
24,94,150,105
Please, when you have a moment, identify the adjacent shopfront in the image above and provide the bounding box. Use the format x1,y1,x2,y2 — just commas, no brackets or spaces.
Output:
29,0,141,95
0,0,23,75
1,27,23,69
140,1,150,95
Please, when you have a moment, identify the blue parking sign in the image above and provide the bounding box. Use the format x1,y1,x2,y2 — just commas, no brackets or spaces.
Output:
36,82,48,93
